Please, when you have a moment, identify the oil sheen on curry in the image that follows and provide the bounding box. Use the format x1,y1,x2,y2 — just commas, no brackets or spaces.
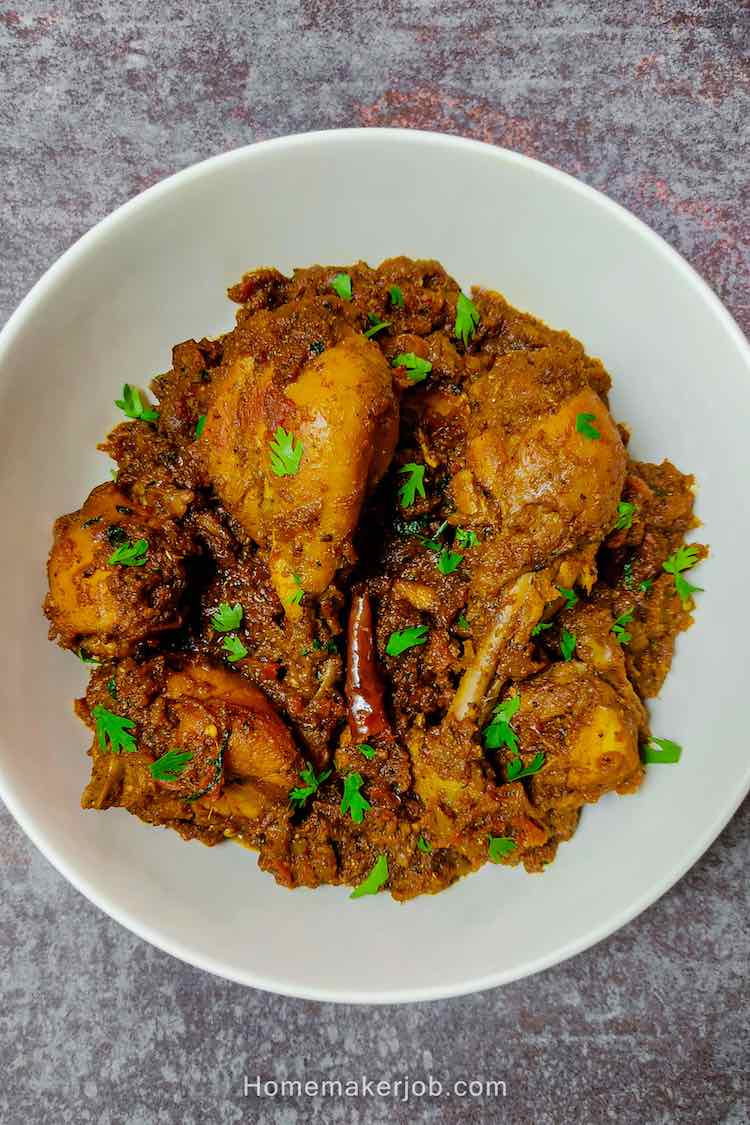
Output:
44,258,705,900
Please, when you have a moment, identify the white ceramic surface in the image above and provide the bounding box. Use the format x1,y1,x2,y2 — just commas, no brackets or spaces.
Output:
1,129,748,1004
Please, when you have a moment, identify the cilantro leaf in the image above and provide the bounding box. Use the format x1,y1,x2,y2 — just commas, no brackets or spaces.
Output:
392,353,432,383
194,414,206,439
290,763,332,808
115,384,159,423
221,635,248,662
662,545,703,605
639,578,653,593
386,625,429,656
417,835,432,854
340,772,371,824
611,609,634,645
576,412,601,440
454,292,480,347
77,648,101,667
358,743,376,760
398,463,426,508
437,547,463,575
269,426,304,477
456,612,470,632
350,854,389,899
556,585,578,609
641,737,682,764
363,314,391,339
506,751,545,781
287,575,304,607
614,501,636,531
330,273,352,301
92,705,137,754
488,835,516,862
623,560,634,589
531,621,553,636
389,285,405,308
108,538,148,567
106,677,118,699
560,628,577,661
483,693,520,752
454,528,479,549
211,602,243,632
150,748,193,781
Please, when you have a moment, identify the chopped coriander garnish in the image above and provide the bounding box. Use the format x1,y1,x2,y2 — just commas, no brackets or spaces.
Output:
309,340,325,356
556,585,578,610
194,414,206,439
437,547,463,575
350,854,388,899
454,528,479,549
531,621,553,636
77,648,101,667
108,538,148,567
483,694,520,752
115,384,159,423
389,285,405,308
363,313,391,339
614,501,636,531
506,752,545,781
623,561,634,589
92,705,137,754
340,772,371,824
211,602,243,632
269,426,304,477
290,763,332,808
386,625,429,656
398,463,426,508
454,292,480,348
641,736,682,764
330,272,352,301
560,628,577,661
222,635,248,662
662,545,703,605
392,353,432,383
417,835,432,854
106,677,118,699
576,412,601,440
287,575,304,607
611,610,634,645
639,578,653,593
358,743,376,761
150,748,193,781
456,612,470,632
488,835,516,862
106,524,127,548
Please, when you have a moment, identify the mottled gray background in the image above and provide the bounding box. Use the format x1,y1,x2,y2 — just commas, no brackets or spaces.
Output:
1,2,748,1123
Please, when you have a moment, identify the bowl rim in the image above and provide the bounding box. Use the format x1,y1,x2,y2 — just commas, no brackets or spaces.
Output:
1,127,749,1004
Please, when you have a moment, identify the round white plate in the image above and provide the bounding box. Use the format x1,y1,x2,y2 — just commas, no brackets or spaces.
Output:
0,129,747,1003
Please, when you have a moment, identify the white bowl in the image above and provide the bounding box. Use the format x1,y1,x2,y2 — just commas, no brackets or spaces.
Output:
1,129,748,1004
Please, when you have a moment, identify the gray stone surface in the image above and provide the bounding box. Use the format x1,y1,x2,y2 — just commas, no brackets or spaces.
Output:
1,2,748,1122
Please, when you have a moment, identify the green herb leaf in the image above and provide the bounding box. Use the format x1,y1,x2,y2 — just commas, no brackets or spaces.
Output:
639,578,653,593
150,748,193,781
386,625,429,656
108,538,148,567
398,463,426,508
211,602,243,632
454,292,480,347
614,501,636,531
531,621,553,636
340,772,371,824
456,612,470,632
560,628,577,661
287,574,304,607
556,585,578,610
269,426,304,477
417,835,432,854
611,609,634,645
623,561,634,589
576,412,601,440
330,272,352,301
454,528,479,549
194,414,206,439
437,547,463,575
662,545,703,605
358,743,376,760
488,836,516,862
115,384,159,423
350,854,388,899
483,694,521,752
506,751,545,781
389,285,405,308
289,763,332,808
92,705,137,754
363,314,391,339
106,677,118,699
81,515,101,528
77,648,101,667
309,340,325,356
641,736,682,764
392,353,432,383
222,635,248,662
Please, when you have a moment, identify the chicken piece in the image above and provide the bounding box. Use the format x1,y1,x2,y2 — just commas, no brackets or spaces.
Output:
45,482,192,660
202,323,398,614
